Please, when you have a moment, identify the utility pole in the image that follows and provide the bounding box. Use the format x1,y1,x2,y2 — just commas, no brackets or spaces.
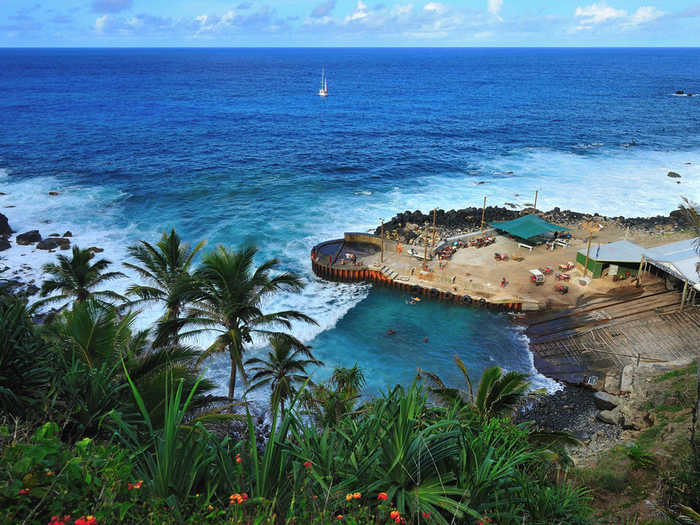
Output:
583,231,593,279
423,220,429,270
533,189,539,215
431,209,437,258
380,218,384,263
481,196,487,233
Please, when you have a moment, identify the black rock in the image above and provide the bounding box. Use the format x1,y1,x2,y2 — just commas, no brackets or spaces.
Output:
48,191,60,196
16,230,42,245
667,172,681,178
0,239,10,251
676,90,685,95
0,213,12,236
23,284,40,297
37,239,59,250
63,231,72,237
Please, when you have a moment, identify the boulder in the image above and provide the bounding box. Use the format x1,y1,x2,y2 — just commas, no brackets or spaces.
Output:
37,239,59,250
0,213,12,236
667,172,681,178
88,246,104,253
54,238,70,250
620,416,640,431
48,191,60,196
63,231,72,237
596,408,621,425
49,233,60,237
22,284,40,297
0,239,10,251
593,391,620,411
16,230,42,245
676,91,685,95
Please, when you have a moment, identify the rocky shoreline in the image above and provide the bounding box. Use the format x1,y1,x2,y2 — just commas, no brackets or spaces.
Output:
373,205,691,243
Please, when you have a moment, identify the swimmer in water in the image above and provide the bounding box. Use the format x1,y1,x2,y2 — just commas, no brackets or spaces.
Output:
388,329,396,335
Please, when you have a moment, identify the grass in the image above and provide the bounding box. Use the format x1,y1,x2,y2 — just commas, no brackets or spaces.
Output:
654,364,697,383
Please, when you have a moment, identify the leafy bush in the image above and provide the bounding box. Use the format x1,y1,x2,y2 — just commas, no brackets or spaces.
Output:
623,443,655,470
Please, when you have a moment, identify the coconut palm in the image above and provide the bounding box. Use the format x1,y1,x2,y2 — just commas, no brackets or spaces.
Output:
245,334,322,415
124,228,205,322
165,245,318,402
302,364,365,426
421,355,542,422
36,245,126,310
45,299,223,433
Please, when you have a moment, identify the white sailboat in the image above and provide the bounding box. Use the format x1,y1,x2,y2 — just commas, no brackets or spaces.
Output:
318,68,328,97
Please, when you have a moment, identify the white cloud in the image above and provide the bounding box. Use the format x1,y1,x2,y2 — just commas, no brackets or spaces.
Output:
94,15,109,33
345,1,370,22
424,2,447,14
627,5,665,26
574,1,626,26
488,0,503,18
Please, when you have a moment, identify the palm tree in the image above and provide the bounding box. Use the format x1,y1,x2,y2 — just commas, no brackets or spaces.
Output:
421,355,542,422
124,228,205,321
302,364,365,426
45,298,221,433
245,334,323,415
166,245,318,402
36,245,126,310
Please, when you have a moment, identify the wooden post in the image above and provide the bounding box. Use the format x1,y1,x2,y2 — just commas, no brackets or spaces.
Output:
431,209,437,257
680,280,689,312
533,189,539,216
423,221,429,268
636,257,645,288
583,232,593,279
380,219,384,263
481,196,487,233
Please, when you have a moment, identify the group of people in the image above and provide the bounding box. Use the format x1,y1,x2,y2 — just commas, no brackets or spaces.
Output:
469,235,496,249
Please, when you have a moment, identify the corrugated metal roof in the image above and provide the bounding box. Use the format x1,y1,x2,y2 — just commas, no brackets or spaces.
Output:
644,238,700,284
577,240,646,263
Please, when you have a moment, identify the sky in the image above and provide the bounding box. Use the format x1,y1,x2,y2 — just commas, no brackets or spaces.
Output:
0,0,699,46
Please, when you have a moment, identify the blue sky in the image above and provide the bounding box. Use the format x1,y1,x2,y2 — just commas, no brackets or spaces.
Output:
1,0,699,46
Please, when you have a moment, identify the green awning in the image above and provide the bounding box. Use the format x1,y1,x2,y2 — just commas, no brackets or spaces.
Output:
489,214,571,240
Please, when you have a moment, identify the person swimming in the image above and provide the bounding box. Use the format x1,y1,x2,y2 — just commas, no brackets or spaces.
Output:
388,329,396,335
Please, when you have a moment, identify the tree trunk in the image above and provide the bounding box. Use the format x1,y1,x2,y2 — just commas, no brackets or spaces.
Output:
228,347,237,403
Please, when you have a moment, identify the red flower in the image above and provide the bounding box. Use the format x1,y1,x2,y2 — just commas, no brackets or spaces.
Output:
236,454,242,463
303,461,312,468
19,488,29,495
48,516,72,525
377,492,388,501
422,512,430,519
75,517,97,525
336,516,343,520
128,480,143,490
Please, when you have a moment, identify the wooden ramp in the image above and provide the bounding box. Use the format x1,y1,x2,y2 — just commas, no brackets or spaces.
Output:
525,285,700,389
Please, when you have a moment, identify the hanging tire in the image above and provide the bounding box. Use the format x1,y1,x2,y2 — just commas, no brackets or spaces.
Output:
410,284,422,295
430,288,439,297
444,291,454,301
478,298,487,306
462,295,472,304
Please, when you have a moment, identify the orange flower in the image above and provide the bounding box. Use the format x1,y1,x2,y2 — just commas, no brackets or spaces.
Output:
390,510,401,519
229,493,249,505
346,493,353,501
377,492,388,501
236,454,242,464
128,480,143,490
353,492,361,499
336,515,343,519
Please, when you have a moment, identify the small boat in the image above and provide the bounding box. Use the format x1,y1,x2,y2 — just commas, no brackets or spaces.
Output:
318,68,328,97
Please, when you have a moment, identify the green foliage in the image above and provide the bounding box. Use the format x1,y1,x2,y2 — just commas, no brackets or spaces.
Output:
0,294,58,418
622,443,655,470
655,364,698,383
35,245,126,310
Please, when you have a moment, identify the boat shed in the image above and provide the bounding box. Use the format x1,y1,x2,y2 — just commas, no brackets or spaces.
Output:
641,237,700,310
575,240,646,279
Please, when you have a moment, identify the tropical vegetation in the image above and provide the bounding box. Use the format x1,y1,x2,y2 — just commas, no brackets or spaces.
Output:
2,228,696,524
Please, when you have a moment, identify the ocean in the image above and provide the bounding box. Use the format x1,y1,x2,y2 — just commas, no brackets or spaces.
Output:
1,47,699,398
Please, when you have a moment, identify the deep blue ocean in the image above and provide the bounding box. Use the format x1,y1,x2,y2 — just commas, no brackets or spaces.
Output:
1,48,699,398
